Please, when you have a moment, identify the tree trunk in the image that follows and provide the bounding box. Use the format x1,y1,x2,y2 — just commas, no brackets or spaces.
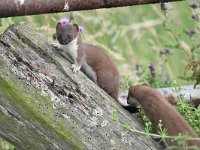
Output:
0,0,183,18
0,24,159,150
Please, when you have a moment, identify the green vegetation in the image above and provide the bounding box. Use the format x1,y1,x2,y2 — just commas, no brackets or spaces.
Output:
173,80,200,135
0,140,16,150
1,0,200,149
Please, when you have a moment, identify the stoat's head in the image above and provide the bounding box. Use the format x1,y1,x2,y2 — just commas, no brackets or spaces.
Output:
56,23,79,45
127,85,141,108
127,83,148,108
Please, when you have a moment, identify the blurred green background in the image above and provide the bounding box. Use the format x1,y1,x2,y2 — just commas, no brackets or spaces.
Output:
0,1,198,83
1,1,200,149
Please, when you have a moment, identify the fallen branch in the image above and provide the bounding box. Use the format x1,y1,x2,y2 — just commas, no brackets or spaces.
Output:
1,0,183,18
158,85,200,106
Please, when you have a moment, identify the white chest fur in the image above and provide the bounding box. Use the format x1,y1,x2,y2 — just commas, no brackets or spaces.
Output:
60,37,78,62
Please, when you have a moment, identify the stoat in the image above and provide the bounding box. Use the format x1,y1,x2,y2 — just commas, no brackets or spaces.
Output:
127,85,200,148
56,23,120,100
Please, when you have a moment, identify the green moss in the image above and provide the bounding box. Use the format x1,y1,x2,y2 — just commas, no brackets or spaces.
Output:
0,111,32,149
0,77,83,150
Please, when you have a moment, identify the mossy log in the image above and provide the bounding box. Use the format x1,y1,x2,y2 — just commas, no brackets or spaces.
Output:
0,24,159,150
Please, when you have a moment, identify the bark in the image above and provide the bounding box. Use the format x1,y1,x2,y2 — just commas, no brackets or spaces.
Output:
0,24,160,150
0,0,183,18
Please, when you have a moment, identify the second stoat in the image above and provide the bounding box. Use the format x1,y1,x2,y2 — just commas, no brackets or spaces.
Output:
127,85,200,148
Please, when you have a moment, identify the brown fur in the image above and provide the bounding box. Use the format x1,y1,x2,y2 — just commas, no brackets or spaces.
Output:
165,94,177,106
78,42,120,100
189,99,200,108
127,85,200,148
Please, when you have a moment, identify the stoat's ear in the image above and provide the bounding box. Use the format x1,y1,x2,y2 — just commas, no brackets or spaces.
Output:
142,83,149,86
56,22,62,30
72,24,79,32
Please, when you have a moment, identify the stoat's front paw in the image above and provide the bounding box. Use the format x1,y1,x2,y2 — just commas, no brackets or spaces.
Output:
51,43,63,52
71,64,81,73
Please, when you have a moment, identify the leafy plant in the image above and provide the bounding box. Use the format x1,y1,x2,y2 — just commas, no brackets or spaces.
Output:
135,63,172,88
173,81,200,135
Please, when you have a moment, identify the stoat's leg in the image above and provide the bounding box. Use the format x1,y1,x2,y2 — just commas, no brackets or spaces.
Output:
71,48,85,73
51,43,63,52
71,64,81,73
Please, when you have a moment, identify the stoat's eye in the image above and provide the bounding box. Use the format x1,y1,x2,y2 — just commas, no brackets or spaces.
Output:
67,34,72,38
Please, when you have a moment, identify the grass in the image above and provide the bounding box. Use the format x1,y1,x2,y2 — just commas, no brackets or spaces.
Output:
0,1,200,149
0,139,15,150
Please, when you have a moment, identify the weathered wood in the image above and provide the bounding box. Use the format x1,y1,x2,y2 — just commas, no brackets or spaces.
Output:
0,24,159,150
0,0,183,18
158,85,200,105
